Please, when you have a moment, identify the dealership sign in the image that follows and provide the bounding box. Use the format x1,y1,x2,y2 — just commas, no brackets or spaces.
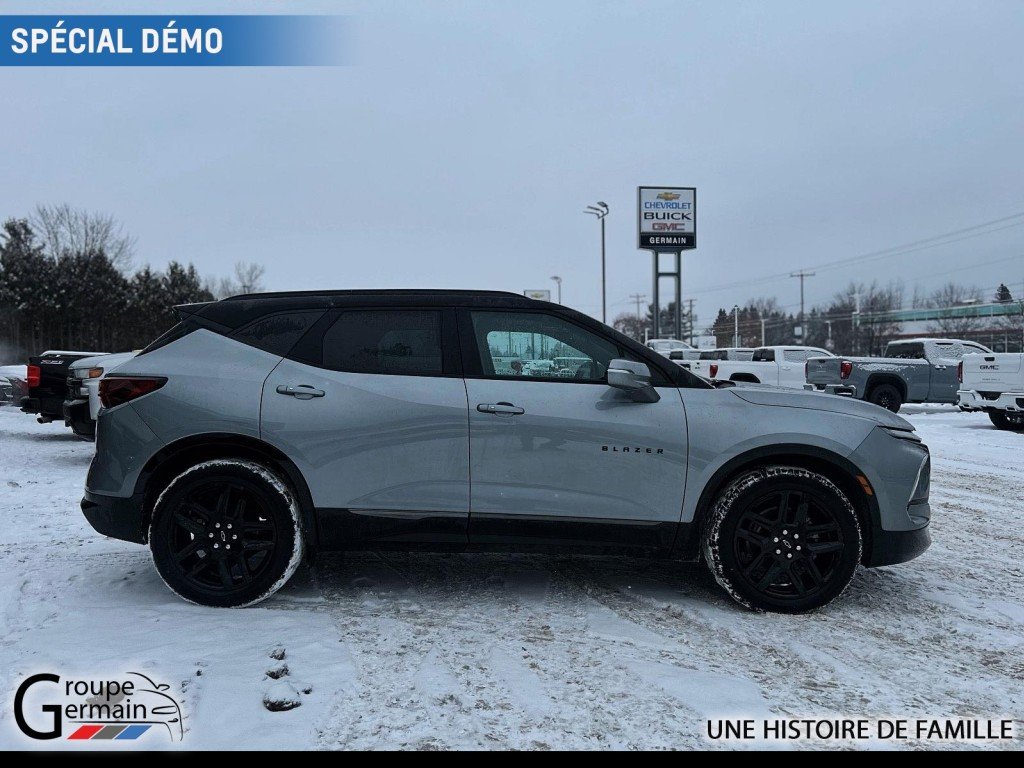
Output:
637,186,696,251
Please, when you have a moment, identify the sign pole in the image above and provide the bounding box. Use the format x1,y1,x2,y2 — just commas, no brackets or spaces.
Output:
652,252,660,340
674,251,682,341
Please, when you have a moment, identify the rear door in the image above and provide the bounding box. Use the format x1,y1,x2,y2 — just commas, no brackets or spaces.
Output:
926,341,966,402
459,308,688,553
260,307,470,549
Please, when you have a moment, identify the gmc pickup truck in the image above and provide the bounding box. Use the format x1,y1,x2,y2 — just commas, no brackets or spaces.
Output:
806,338,992,412
957,352,1024,430
690,346,833,388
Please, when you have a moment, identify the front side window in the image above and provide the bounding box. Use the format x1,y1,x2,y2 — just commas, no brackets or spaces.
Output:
321,310,444,375
470,311,620,382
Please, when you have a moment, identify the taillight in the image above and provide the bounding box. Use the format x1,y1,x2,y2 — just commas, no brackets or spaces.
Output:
957,361,963,383
840,360,853,380
709,363,719,378
26,364,40,388
99,376,166,409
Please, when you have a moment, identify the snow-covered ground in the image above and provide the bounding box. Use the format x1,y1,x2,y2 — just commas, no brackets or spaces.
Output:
0,404,1021,750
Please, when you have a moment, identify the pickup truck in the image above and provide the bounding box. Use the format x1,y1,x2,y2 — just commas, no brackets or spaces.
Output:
690,346,833,388
806,338,992,412
957,352,1024,430
20,350,106,423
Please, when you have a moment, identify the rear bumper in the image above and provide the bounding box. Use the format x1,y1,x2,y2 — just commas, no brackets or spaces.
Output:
19,396,41,414
63,398,95,440
805,383,857,397
958,389,1024,413
865,517,931,567
81,490,147,544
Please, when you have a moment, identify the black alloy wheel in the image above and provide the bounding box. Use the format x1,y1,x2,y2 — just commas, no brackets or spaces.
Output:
704,467,862,613
150,460,303,607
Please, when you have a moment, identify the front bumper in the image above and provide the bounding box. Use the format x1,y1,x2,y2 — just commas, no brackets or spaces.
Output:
63,398,95,440
81,490,147,544
958,389,1024,413
864,506,931,566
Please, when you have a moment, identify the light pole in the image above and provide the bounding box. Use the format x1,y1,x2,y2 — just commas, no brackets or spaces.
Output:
549,275,562,304
733,304,740,347
584,201,609,323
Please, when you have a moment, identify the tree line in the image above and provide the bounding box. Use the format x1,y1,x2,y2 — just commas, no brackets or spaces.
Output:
0,206,265,361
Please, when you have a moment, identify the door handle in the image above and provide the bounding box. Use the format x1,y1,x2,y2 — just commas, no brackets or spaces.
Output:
276,384,325,400
477,402,525,415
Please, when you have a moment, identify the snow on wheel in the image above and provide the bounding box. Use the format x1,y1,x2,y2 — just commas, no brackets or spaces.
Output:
149,459,304,607
702,466,862,613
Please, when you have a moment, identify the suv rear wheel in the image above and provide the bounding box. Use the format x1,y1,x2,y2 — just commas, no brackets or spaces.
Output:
149,459,304,607
702,466,862,613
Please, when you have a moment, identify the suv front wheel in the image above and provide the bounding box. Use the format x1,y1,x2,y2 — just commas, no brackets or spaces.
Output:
149,459,304,607
703,466,862,613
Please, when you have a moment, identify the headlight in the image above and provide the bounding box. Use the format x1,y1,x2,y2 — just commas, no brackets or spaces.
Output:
88,367,104,379
911,454,930,502
881,427,921,443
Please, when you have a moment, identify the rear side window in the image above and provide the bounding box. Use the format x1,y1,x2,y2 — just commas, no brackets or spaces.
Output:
887,342,925,359
232,311,324,356
700,350,727,360
783,349,810,362
752,348,775,362
321,310,444,376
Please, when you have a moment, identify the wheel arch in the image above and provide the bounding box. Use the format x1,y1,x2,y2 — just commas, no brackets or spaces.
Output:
864,373,906,402
135,433,318,546
678,444,878,565
730,373,760,384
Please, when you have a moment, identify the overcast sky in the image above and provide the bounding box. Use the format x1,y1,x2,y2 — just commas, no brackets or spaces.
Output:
3,0,1024,328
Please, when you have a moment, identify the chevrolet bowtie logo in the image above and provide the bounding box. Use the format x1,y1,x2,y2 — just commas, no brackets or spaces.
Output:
657,192,680,200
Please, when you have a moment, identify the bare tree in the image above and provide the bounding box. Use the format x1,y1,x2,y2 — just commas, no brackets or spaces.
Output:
927,282,984,335
31,203,135,269
203,274,239,300
234,261,266,294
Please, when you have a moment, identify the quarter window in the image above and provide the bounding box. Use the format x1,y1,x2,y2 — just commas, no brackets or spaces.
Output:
321,310,444,376
232,311,324,356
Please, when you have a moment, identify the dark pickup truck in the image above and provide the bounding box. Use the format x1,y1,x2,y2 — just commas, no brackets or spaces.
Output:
20,350,105,423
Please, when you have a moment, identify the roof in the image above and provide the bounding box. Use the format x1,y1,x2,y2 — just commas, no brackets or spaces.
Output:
224,289,534,304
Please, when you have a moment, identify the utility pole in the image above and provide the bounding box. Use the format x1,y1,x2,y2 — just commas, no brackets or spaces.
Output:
851,290,861,355
760,313,766,347
629,293,647,341
733,304,740,347
584,202,609,323
790,270,816,341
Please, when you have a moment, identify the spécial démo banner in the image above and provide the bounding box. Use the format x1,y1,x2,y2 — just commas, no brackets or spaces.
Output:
0,15,351,67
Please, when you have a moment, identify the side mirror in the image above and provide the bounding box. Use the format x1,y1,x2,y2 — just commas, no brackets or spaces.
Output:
607,359,660,403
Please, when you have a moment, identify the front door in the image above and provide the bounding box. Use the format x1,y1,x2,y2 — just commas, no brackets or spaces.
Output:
261,308,470,549
460,309,688,552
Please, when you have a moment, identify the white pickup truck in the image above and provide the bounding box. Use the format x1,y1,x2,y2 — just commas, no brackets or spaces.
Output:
957,352,1024,430
691,345,833,388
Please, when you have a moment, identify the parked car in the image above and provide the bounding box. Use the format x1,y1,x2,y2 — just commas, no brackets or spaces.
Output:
20,350,106,423
63,351,138,440
689,346,834,388
647,338,699,360
805,338,992,412
82,290,931,613
957,351,1024,431
0,364,27,406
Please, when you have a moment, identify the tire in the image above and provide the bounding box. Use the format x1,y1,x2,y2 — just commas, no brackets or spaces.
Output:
989,410,1024,431
702,466,862,613
868,383,903,413
149,459,304,607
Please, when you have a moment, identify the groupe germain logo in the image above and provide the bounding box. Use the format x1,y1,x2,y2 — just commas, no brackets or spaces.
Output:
656,191,680,200
602,445,664,455
13,672,183,743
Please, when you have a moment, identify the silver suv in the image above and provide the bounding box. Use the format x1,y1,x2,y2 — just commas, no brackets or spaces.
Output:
82,290,931,612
